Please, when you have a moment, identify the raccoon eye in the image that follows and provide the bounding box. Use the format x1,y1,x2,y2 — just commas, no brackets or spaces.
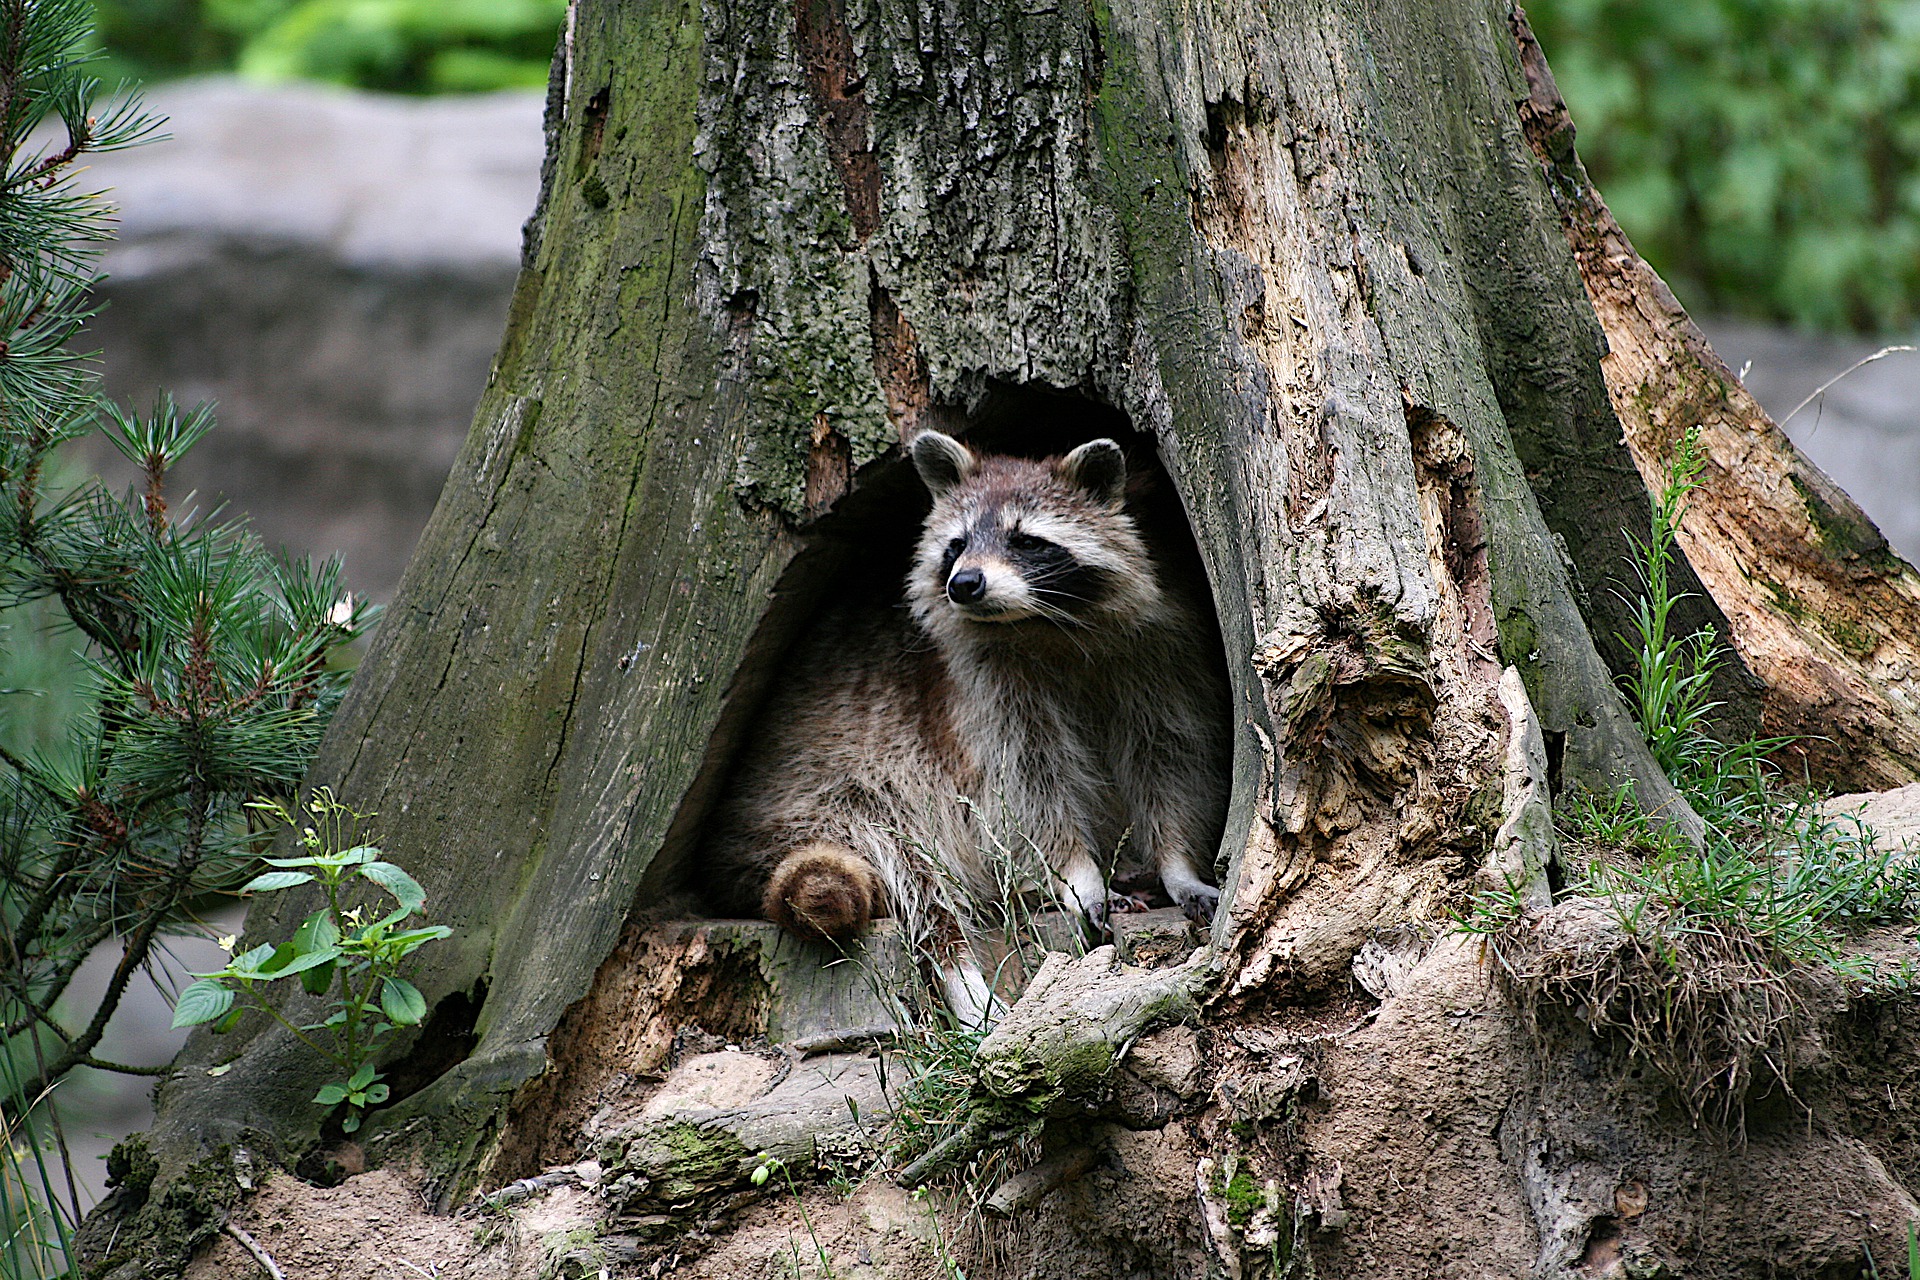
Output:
1007,530,1050,553
947,536,968,555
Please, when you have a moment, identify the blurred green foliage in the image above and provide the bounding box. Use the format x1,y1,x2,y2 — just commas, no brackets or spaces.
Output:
1529,0,1920,332
86,0,1920,329
93,0,562,94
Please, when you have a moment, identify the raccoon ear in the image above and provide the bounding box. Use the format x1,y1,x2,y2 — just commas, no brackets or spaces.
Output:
910,431,977,498
1058,438,1127,510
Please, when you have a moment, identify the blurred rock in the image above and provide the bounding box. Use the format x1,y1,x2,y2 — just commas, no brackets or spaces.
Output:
81,79,545,599
1701,320,1920,563
51,79,540,1211
1823,781,1920,852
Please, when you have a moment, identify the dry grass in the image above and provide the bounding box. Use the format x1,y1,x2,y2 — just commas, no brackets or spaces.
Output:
1480,897,1810,1127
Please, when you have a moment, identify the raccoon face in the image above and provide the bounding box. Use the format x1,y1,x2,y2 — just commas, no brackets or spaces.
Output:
906,432,1161,634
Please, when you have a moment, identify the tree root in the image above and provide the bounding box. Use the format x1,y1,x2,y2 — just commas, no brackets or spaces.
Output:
222,1223,287,1280
1484,897,1810,1125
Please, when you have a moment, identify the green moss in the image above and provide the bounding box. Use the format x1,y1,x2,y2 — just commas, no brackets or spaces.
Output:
1789,473,1892,565
1823,615,1878,658
83,1144,244,1280
1758,576,1807,621
102,1134,159,1209
614,1119,754,1204
978,1035,1118,1112
692,0,890,521
1220,1166,1262,1228
1465,782,1507,836
540,1223,605,1280
1762,544,1883,657
1495,606,1539,670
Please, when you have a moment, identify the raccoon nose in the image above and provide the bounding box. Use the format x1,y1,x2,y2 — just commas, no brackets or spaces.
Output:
947,568,987,604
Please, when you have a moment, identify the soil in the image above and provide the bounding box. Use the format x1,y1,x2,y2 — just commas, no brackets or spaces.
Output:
180,946,1920,1280
181,1169,527,1280
178,1163,1086,1280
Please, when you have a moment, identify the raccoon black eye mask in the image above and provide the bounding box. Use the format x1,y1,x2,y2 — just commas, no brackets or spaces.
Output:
702,430,1230,1027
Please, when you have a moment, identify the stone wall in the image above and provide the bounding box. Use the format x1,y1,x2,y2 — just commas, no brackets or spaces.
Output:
84,79,544,599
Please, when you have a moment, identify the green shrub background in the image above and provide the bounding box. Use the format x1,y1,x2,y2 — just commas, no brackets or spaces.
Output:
1528,0,1920,332
84,0,1920,329
94,0,564,95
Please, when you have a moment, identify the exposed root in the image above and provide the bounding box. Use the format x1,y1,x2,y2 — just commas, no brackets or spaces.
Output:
1484,898,1807,1126
221,1223,287,1280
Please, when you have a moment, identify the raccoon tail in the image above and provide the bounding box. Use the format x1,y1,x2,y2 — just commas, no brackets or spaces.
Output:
762,842,886,942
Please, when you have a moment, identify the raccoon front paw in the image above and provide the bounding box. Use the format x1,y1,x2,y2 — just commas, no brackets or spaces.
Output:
1173,882,1220,926
1078,891,1146,937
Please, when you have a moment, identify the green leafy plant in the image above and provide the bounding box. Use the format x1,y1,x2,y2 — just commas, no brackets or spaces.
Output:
1529,0,1920,331
0,0,369,1266
1617,423,1721,780
171,789,448,1133
93,0,565,93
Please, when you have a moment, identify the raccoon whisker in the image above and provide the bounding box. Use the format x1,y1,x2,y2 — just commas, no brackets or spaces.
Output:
1024,594,1087,621
1021,597,1100,654
1030,584,1095,606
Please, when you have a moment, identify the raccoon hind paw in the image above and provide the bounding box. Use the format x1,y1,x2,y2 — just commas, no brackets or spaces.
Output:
763,842,885,943
1173,881,1220,927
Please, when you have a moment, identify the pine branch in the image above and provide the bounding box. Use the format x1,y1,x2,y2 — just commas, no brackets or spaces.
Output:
0,0,362,1129
6,907,162,1112
76,1055,171,1078
1,914,113,1039
11,116,89,192
0,975,71,1041
5,822,86,968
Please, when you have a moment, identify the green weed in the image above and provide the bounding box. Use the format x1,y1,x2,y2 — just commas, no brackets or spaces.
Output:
1553,421,1920,968
751,1153,833,1278
170,790,448,1135
1470,425,1920,1121
1618,425,1722,781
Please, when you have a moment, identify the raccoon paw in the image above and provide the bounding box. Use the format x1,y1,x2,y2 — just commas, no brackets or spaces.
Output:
763,842,885,943
1173,882,1220,926
1077,892,1144,938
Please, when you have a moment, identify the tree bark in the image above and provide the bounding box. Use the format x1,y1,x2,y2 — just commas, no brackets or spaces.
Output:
81,0,1920,1277
1509,17,1920,788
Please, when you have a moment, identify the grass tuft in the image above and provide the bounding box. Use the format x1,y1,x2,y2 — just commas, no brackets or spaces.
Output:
1465,423,1920,1122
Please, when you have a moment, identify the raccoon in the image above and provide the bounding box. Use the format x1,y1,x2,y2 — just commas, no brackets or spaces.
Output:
703,431,1230,1019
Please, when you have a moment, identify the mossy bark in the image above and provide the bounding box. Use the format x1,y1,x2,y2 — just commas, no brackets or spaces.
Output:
85,0,1920,1276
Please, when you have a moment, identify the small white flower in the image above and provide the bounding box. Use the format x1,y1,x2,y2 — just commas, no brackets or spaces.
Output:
217,934,237,952
327,595,355,628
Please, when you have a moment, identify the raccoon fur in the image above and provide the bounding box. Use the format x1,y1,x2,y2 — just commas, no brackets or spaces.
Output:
702,431,1230,1020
